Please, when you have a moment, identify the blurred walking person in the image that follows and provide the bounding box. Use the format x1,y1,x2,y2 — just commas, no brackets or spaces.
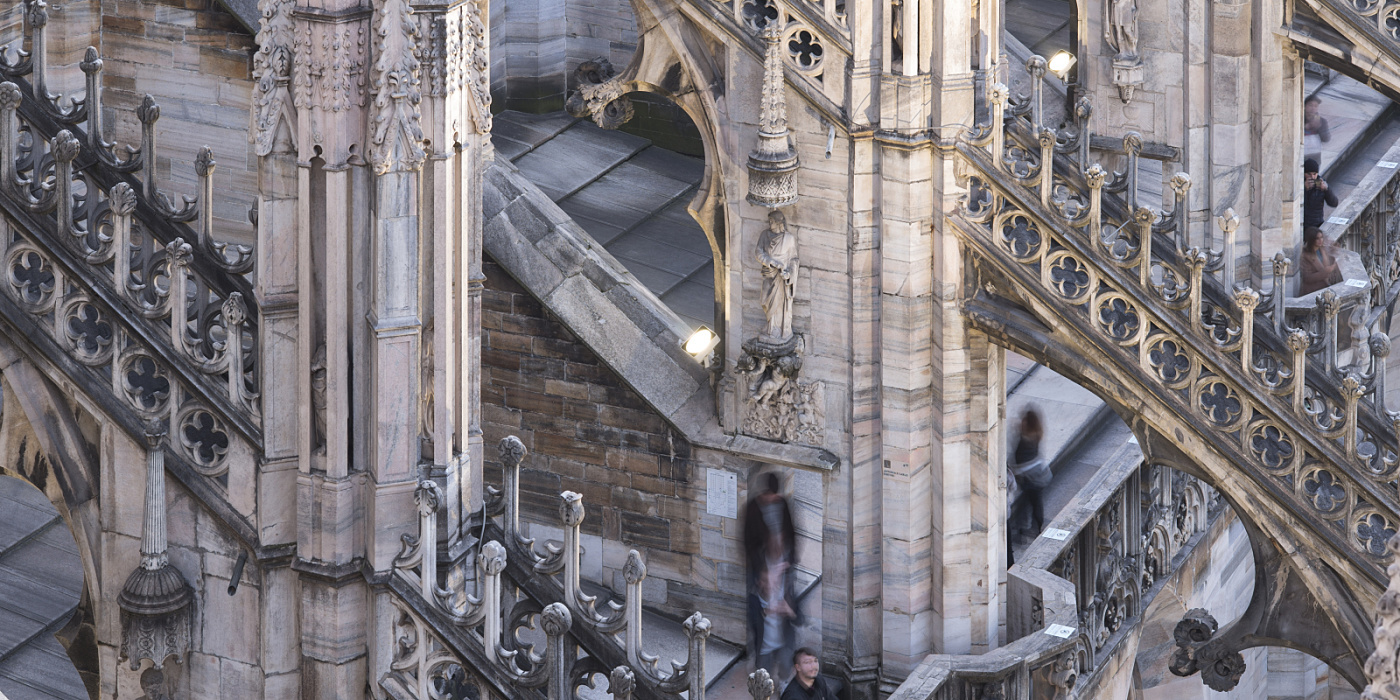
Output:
1009,409,1052,542
745,472,801,680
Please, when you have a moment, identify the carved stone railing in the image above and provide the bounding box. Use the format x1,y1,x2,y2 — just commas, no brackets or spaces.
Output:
0,0,260,439
381,436,715,700
888,445,1216,699
952,59,1400,587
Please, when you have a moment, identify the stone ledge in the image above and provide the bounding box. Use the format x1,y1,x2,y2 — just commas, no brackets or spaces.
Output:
483,160,840,471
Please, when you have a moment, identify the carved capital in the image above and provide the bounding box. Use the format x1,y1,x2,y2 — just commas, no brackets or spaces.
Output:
50,130,79,163
1084,163,1106,189
541,601,573,637
137,94,160,125
110,182,138,215
683,612,712,640
1233,287,1260,311
480,539,507,575
0,82,20,111
414,479,443,515
623,549,647,584
748,669,775,700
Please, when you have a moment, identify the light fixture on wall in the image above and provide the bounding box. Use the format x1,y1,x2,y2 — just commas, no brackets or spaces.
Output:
1048,51,1077,81
684,326,720,362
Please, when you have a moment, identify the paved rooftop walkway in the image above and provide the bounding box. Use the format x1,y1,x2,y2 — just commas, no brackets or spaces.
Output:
492,111,713,332
0,475,85,700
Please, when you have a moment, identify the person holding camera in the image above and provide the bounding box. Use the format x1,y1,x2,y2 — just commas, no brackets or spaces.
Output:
1303,158,1338,229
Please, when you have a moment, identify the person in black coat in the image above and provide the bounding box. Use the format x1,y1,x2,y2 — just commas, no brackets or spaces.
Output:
1303,158,1339,229
781,648,844,700
744,472,802,679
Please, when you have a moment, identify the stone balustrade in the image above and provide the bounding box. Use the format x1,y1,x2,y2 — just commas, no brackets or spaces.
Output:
888,444,1216,699
954,57,1400,588
384,435,714,700
0,1,261,459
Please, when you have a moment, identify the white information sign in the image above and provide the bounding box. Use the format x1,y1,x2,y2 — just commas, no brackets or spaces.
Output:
1328,217,1350,226
1041,528,1071,541
1044,624,1076,639
1346,279,1369,288
1380,161,1399,169
707,468,737,519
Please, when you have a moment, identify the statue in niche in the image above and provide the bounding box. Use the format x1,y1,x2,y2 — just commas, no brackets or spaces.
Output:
890,0,904,66
311,343,327,455
1104,0,1143,102
137,668,171,700
757,210,798,347
1106,0,1139,59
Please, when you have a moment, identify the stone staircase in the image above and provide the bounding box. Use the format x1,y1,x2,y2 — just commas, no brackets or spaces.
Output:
493,111,713,331
0,475,84,700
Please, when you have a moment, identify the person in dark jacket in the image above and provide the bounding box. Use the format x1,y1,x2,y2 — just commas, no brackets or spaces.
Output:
745,473,802,680
1303,158,1338,229
781,648,844,700
1009,408,1052,539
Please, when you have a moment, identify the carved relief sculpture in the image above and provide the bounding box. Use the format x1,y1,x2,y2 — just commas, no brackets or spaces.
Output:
1104,0,1143,103
1363,533,1400,699
369,0,427,173
250,0,296,156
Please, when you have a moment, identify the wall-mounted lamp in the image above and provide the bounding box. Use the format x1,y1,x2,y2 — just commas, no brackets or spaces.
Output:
1048,51,1077,81
684,326,720,362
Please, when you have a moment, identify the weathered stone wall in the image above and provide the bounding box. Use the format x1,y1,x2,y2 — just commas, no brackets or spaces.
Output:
99,0,258,247
481,255,761,638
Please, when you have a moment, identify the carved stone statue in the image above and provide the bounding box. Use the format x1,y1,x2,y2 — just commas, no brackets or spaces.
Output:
1106,0,1139,60
311,343,327,455
757,210,798,347
137,668,171,700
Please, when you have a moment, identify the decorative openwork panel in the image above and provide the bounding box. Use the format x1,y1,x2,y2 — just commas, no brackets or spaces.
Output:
0,1,260,437
955,65,1400,580
0,214,250,479
699,0,848,104
386,437,713,700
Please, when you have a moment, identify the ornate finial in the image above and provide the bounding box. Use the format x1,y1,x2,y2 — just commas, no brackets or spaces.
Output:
0,82,20,110
1372,333,1392,359
143,418,167,448
1133,206,1156,227
51,130,80,163
480,540,507,575
222,292,247,327
1037,126,1055,148
1075,96,1092,123
541,602,573,637
610,666,636,698
1084,163,1106,188
137,94,160,125
194,146,216,177
1287,328,1311,353
1342,373,1365,399
759,24,788,135
80,46,102,75
29,0,48,29
1122,131,1143,156
623,550,647,584
988,82,1008,106
1170,172,1192,198
1217,208,1239,236
683,612,712,639
747,21,799,207
560,491,585,527
1233,287,1260,311
748,669,775,700
165,238,193,267
368,0,427,173
1319,289,1340,319
110,183,138,215
1025,55,1047,80
414,479,443,515
1272,251,1291,278
498,435,526,467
